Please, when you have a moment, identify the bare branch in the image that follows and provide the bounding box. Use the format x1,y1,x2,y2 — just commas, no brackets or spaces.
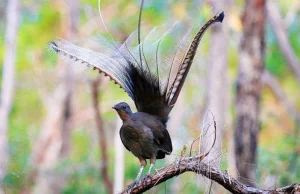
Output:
284,1,300,27
263,71,300,121
121,154,300,194
121,115,299,193
267,0,300,84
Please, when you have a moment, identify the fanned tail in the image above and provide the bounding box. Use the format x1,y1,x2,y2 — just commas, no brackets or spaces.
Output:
49,10,225,123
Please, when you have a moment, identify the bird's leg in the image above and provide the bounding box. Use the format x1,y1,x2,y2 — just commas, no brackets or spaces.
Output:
147,163,154,175
127,158,146,189
135,165,145,182
142,157,156,185
136,158,146,182
147,157,156,175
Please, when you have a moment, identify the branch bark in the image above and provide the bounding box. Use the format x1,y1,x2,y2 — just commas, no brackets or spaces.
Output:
91,77,113,194
120,154,300,194
267,0,300,85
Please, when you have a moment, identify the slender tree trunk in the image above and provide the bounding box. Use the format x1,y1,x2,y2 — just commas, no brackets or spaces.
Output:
169,95,186,193
27,1,79,193
0,0,19,190
113,118,124,193
234,0,266,186
60,0,80,157
202,0,228,166
91,77,113,194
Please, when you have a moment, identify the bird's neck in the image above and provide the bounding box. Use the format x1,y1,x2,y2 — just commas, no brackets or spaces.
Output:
118,112,132,122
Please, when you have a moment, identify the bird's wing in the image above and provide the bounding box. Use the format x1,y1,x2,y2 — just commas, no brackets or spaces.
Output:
140,116,173,154
119,126,131,151
156,128,172,154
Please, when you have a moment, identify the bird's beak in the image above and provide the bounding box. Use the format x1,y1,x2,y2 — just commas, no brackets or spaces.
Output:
112,105,117,110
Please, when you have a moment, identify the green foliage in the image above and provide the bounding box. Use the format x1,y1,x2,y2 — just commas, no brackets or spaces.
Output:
1,0,299,193
265,26,289,77
258,134,300,187
63,163,106,194
288,16,300,57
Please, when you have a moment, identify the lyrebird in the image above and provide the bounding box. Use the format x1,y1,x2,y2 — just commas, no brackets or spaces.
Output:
49,0,224,187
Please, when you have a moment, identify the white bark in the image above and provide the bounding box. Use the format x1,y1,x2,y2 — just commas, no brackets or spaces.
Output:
169,94,186,193
202,0,228,166
30,83,69,194
29,0,78,193
113,118,124,193
0,0,19,189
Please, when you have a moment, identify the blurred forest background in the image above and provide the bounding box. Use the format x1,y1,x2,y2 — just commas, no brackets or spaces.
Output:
0,0,299,193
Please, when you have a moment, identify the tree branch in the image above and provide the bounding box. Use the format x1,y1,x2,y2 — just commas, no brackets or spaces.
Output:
267,1,300,85
263,70,300,121
121,154,300,194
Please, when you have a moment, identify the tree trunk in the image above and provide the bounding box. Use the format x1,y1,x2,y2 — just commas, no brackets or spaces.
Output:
91,77,113,194
234,0,266,186
113,118,125,193
202,0,228,166
0,0,19,191
27,0,79,193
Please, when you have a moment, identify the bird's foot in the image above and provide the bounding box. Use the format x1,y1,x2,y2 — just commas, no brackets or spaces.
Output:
141,174,152,186
126,180,139,191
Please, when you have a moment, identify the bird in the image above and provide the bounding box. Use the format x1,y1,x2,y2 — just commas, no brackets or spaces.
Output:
49,0,224,185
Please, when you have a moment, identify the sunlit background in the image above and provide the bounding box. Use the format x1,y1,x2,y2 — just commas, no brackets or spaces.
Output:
0,0,299,193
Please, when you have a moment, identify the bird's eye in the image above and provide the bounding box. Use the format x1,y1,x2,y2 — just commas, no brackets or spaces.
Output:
122,105,126,109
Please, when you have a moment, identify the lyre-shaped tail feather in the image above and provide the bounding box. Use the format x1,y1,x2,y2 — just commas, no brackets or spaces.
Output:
166,12,225,106
49,39,135,98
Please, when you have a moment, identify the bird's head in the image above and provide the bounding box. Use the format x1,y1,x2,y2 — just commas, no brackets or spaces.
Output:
112,102,132,121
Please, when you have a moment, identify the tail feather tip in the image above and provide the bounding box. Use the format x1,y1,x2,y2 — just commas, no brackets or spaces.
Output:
217,11,225,23
48,41,59,53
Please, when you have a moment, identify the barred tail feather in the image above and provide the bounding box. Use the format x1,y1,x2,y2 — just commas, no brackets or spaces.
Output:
166,12,225,106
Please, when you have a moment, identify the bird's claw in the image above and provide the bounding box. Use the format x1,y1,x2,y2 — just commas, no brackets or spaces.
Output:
126,180,139,191
141,174,152,186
